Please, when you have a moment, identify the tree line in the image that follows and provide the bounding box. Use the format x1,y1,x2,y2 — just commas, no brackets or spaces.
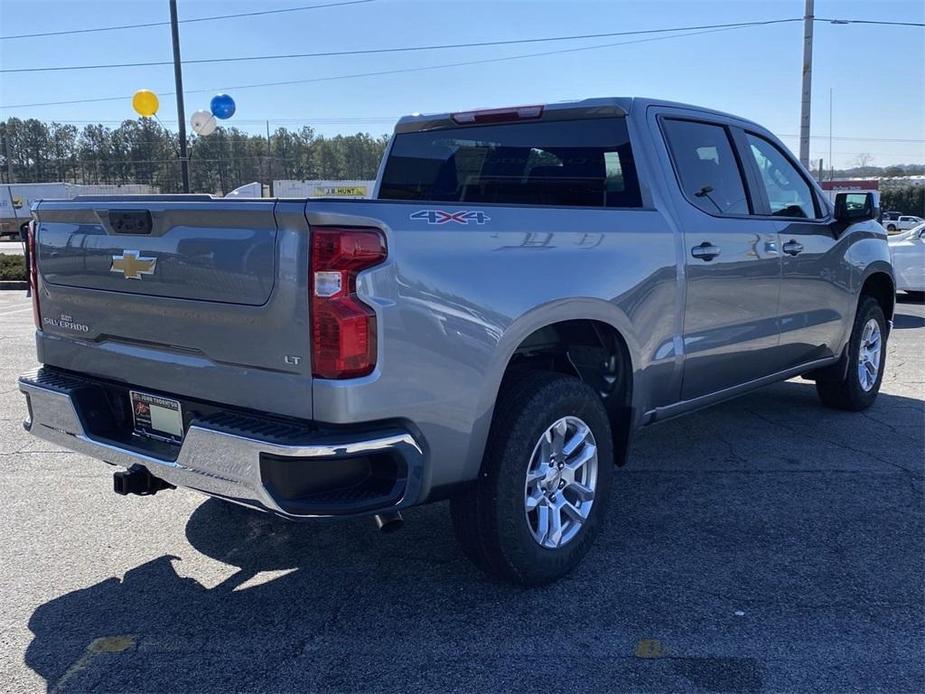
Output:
0,117,389,195
881,186,924,217
831,162,925,179
1,117,922,214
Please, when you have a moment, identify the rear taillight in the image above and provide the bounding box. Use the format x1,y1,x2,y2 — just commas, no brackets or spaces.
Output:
310,227,387,379
26,220,41,329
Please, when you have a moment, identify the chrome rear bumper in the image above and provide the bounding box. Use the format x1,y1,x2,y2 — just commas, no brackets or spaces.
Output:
18,368,425,519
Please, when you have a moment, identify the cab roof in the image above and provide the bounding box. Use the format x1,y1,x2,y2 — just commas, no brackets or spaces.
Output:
394,97,763,134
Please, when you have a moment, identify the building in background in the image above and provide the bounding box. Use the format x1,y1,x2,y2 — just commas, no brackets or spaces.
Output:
878,176,925,191
819,179,879,203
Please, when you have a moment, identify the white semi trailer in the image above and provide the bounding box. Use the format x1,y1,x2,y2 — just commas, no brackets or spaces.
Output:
1,183,159,239
273,180,374,198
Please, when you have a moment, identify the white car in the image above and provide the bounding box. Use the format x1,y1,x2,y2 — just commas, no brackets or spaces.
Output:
888,222,925,294
884,215,923,234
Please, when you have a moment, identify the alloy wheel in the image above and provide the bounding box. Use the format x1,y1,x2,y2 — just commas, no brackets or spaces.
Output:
523,416,599,549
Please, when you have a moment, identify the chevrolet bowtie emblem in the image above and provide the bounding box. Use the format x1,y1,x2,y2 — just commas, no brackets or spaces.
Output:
110,250,157,279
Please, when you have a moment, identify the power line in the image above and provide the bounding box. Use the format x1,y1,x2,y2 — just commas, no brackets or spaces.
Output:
0,0,375,41
778,134,925,143
24,118,397,126
4,18,923,114
30,121,925,143
2,5,917,44
0,24,759,109
816,17,925,27
0,18,804,74
5,16,921,79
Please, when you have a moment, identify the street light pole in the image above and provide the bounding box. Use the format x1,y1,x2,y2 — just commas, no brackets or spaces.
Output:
169,0,190,193
799,0,814,167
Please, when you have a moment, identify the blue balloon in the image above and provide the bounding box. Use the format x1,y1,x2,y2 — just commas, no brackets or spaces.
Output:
210,93,236,120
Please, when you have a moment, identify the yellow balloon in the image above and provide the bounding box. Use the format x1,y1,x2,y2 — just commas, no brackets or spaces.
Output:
132,89,159,118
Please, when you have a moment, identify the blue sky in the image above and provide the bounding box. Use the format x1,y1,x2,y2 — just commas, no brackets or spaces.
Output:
1,0,923,168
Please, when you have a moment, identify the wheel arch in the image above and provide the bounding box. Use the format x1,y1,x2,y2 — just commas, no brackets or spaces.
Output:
809,265,895,386
470,299,642,473
859,268,895,324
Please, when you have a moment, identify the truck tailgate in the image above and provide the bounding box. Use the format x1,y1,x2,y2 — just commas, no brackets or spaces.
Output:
32,197,314,420
38,199,277,304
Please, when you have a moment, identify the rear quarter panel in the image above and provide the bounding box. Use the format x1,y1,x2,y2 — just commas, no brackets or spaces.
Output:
307,200,680,497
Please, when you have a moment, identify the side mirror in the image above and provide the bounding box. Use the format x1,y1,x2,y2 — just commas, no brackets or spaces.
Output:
835,191,879,223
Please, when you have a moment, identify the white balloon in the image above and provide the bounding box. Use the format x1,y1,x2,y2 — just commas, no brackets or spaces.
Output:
191,110,217,136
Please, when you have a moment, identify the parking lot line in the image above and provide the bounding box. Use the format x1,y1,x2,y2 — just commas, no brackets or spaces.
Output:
50,636,136,693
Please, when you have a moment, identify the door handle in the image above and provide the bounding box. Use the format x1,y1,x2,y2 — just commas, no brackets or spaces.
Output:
782,240,804,256
691,242,721,261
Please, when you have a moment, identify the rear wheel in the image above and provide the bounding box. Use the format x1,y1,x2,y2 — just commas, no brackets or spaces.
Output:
450,372,614,585
816,296,887,411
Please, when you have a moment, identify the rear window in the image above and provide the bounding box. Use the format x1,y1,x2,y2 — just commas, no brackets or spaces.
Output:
378,118,641,208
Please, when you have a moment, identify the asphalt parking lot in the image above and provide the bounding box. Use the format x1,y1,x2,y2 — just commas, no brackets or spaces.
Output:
0,290,922,693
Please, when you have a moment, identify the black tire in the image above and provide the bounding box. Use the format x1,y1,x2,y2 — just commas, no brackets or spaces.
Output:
816,296,887,411
450,371,614,585
886,224,896,232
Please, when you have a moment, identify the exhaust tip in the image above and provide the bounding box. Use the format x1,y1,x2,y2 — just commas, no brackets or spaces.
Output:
374,511,404,533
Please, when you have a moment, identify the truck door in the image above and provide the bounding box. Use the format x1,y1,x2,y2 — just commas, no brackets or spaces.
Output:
738,131,852,368
658,115,783,401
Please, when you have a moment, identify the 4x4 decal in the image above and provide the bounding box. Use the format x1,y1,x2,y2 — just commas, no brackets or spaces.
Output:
410,209,491,225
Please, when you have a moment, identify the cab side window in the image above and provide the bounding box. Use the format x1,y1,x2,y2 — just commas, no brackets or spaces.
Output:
746,133,819,219
662,119,750,216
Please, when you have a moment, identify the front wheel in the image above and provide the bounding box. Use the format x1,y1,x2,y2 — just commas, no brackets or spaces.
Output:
450,372,614,585
816,296,887,411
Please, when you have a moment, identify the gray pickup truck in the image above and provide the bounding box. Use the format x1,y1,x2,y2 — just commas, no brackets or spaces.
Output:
19,98,893,585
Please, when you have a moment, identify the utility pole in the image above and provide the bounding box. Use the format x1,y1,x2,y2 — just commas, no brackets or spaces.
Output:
266,120,273,196
169,0,190,193
828,87,833,181
799,0,814,167
3,129,15,183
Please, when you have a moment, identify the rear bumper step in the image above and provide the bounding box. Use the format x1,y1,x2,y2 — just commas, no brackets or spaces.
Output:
18,368,425,519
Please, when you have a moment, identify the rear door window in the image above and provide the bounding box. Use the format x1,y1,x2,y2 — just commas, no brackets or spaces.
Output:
661,119,750,216
379,118,641,208
663,118,750,215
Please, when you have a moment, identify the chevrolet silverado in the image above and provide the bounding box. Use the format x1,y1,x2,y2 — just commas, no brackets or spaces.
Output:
19,98,894,584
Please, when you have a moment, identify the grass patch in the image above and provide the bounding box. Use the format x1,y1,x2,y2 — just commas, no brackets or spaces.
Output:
0,254,27,281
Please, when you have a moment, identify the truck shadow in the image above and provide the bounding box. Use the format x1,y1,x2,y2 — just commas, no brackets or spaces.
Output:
894,293,925,328
893,313,925,329
23,381,925,692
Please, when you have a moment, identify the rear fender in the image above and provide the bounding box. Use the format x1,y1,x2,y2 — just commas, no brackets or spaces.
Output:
462,299,641,479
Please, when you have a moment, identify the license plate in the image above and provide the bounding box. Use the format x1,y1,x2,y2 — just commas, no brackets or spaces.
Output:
130,390,184,443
